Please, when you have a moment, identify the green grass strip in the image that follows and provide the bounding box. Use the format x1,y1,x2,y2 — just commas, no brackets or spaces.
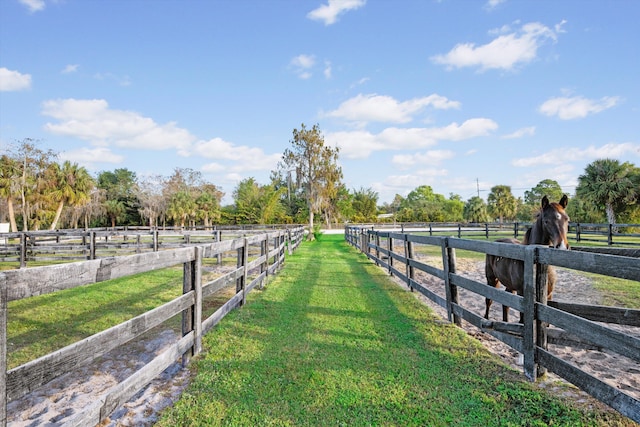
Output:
157,234,629,427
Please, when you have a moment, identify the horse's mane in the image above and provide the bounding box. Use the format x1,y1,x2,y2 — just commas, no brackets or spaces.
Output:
523,227,533,245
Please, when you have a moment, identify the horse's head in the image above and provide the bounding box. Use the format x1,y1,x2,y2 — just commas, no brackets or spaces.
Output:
539,195,570,249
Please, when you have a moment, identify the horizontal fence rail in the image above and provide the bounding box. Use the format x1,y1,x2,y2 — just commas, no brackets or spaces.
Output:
0,225,306,267
342,221,640,246
0,226,305,426
345,226,640,423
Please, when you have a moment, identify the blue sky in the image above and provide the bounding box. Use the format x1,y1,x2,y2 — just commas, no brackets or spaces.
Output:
1,0,639,205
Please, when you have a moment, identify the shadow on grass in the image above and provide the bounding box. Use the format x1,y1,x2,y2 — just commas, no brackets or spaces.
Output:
157,235,628,427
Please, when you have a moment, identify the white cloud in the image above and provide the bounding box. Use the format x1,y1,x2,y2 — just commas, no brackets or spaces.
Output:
62,64,79,74
512,142,640,167
392,150,455,169
502,126,535,139
324,93,461,124
19,0,45,12
326,118,497,159
307,0,366,26
431,21,561,71
538,95,620,120
0,67,32,91
59,147,124,169
41,98,194,153
324,61,332,79
192,138,281,173
484,0,506,10
290,54,316,79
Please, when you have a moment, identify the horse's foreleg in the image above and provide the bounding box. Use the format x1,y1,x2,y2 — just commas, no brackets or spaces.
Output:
502,289,516,322
484,297,493,319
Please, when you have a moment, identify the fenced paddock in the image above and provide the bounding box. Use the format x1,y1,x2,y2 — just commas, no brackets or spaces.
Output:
0,226,302,267
0,227,304,426
345,226,640,423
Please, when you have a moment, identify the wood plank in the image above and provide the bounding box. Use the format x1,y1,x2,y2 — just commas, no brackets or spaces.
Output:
538,349,640,423
538,304,640,363
4,247,196,301
547,328,603,350
202,268,242,298
450,274,523,312
548,301,640,327
406,234,443,246
410,279,447,309
451,304,524,353
6,293,194,402
202,292,243,334
408,258,444,280
246,272,267,293
537,248,640,282
447,237,527,259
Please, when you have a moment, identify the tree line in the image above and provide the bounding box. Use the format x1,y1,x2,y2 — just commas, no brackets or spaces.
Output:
1,130,639,236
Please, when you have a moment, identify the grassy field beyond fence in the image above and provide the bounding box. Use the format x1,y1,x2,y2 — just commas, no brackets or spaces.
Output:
157,234,632,427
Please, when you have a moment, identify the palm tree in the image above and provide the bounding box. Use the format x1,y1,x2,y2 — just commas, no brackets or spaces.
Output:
104,199,126,228
48,161,94,230
167,191,196,227
0,154,20,232
464,196,489,223
487,185,517,224
576,159,639,228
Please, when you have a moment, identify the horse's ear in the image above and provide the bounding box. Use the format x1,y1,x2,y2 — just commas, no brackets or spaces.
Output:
559,194,568,209
541,195,549,208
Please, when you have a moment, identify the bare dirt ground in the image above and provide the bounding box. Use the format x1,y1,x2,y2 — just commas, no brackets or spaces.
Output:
6,258,639,426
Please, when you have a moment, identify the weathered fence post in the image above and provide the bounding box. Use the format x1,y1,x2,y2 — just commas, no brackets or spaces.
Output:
442,238,460,326
152,228,159,252
522,245,537,381
608,223,613,245
387,234,393,274
404,234,414,292
1,275,7,427
375,233,381,265
236,238,248,306
181,247,202,365
485,223,489,239
535,257,549,378
575,223,581,243
19,233,26,268
457,224,462,238
90,231,96,260
260,235,268,288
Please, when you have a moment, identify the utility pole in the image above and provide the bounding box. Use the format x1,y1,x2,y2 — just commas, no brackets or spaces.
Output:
476,178,480,198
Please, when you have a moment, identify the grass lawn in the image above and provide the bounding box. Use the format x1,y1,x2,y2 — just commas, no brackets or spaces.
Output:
156,234,632,427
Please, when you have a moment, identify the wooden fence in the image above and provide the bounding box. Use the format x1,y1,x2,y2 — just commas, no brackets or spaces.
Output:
345,226,640,423
344,221,640,246
0,227,304,426
0,226,304,267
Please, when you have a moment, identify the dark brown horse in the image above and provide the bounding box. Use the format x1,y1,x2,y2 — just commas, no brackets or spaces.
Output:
484,195,570,322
